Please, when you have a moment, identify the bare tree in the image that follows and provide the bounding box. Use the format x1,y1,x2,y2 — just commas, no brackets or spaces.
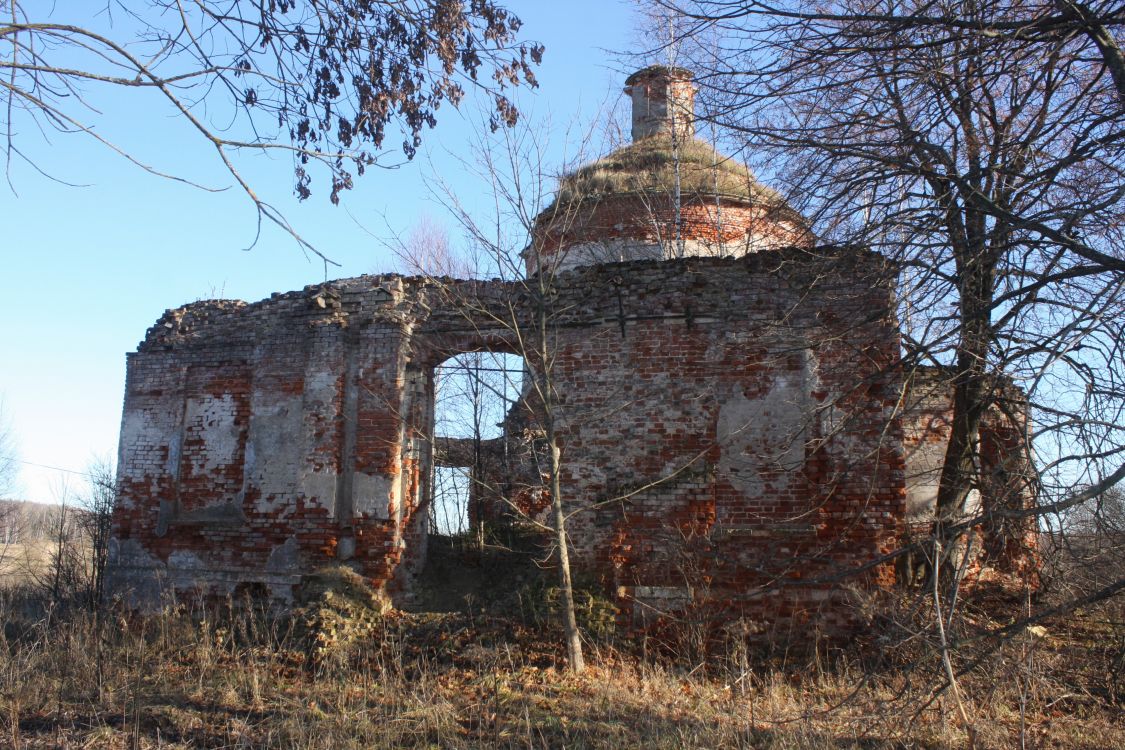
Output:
0,397,17,501
41,481,86,607
0,400,18,577
79,458,116,609
655,0,1125,583
389,118,597,672
2,0,542,258
661,1,1125,104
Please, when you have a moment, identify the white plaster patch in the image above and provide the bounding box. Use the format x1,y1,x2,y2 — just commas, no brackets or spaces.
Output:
717,374,808,496
244,393,303,507
305,369,339,397
546,238,734,273
266,537,300,573
184,394,242,477
540,232,794,274
353,472,393,520
166,550,218,593
108,537,160,568
628,585,694,625
717,392,767,496
167,550,205,570
298,470,338,513
904,436,948,523
965,489,982,517
104,538,167,611
556,239,664,270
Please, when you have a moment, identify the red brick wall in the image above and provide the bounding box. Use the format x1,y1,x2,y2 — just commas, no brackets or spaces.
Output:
533,194,811,268
110,250,906,633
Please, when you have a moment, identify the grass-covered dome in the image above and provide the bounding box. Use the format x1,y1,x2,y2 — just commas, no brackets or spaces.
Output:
540,134,806,227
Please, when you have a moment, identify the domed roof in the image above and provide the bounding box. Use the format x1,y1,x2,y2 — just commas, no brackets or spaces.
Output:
525,68,812,274
541,134,805,227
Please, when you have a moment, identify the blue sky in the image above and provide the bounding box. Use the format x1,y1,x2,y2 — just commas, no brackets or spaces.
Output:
0,1,645,503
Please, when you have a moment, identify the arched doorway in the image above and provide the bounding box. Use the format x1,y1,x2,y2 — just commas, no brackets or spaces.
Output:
430,351,525,537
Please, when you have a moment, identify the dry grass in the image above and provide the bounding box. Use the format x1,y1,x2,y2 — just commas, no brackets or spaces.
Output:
0,542,51,583
1,580,1122,749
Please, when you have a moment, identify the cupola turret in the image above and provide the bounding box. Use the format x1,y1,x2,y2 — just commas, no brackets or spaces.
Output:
624,66,696,142
526,68,812,275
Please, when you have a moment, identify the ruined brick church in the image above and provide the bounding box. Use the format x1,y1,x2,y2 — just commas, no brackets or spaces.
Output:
108,68,1034,629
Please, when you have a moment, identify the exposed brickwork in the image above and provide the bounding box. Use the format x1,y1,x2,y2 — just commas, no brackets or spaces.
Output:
528,65,811,276
109,249,911,632
901,367,1039,586
624,65,697,142
108,66,1037,633
532,194,810,274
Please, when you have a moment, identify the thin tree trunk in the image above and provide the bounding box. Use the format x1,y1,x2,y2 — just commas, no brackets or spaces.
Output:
549,438,585,672
537,284,585,673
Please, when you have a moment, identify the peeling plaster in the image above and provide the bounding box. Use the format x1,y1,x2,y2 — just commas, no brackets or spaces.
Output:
109,251,941,628
298,471,338,513
244,394,303,508
353,472,393,520
184,394,242,476
716,373,808,496
266,537,300,573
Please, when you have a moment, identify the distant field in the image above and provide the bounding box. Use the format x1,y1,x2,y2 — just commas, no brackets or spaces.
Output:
0,499,91,586
0,541,53,583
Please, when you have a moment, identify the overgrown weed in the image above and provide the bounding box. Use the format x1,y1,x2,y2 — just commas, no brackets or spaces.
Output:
1,578,1122,748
